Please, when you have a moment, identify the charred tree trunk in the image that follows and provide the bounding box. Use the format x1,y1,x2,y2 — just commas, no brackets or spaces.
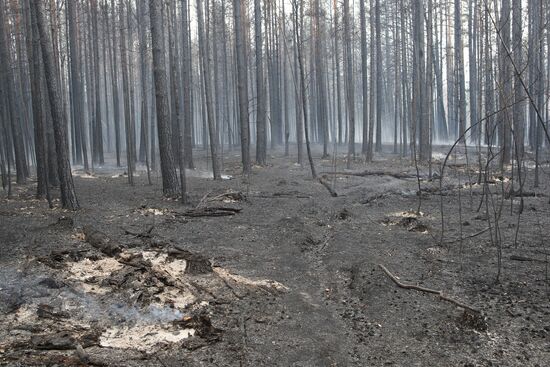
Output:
498,0,512,168
375,0,383,153
360,0,369,157
254,0,266,165
25,0,49,200
32,0,79,210
91,0,104,165
138,0,151,184
110,0,121,167
233,0,251,174
149,0,179,195
181,0,194,169
0,0,27,184
119,0,134,185
343,0,355,166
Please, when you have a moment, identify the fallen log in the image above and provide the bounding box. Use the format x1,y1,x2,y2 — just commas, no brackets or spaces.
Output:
504,190,547,199
510,255,548,263
82,226,123,256
252,191,311,199
176,207,242,218
319,176,338,197
378,264,480,314
322,170,418,180
208,191,246,202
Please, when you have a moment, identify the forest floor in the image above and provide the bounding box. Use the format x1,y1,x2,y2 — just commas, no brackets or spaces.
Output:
0,145,549,366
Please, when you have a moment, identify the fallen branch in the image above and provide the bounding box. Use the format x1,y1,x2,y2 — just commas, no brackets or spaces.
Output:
443,227,490,244
322,170,418,180
319,176,338,197
510,255,548,263
208,191,246,202
378,264,480,314
252,191,311,199
195,191,213,209
176,207,242,218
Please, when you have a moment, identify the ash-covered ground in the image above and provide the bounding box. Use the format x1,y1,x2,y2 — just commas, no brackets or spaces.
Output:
1,145,549,366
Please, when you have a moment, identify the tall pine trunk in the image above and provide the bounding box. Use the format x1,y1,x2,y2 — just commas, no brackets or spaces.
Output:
254,0,266,165
233,0,251,174
32,0,79,210
149,0,179,195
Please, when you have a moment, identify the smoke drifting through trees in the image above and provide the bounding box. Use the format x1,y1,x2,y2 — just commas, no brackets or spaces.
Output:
0,0,549,206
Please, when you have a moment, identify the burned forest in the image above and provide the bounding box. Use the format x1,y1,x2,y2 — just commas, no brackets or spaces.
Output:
1,0,550,366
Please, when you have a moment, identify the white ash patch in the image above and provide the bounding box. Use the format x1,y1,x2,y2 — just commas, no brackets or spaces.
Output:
141,251,187,279
214,267,288,292
151,286,196,309
67,258,123,282
426,247,448,256
389,210,426,218
136,208,166,216
99,323,195,351
12,304,38,324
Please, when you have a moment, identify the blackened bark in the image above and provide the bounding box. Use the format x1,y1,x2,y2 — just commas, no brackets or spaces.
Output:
181,0,194,169
233,0,251,174
149,0,179,195
0,0,27,184
91,0,104,164
25,0,49,201
254,0,266,165
343,0,355,166
33,0,79,210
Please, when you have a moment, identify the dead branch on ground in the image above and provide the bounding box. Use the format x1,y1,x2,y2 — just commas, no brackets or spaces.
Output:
175,207,242,218
321,170,417,180
509,255,548,263
252,191,311,199
319,176,338,197
378,264,480,314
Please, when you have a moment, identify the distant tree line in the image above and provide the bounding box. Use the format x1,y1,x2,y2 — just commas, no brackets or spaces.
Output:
0,0,548,209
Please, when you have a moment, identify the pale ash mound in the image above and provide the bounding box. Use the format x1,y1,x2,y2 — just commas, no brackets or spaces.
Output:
0,231,288,357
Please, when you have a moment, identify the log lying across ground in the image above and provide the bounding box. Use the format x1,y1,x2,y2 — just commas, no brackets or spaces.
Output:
319,176,338,197
176,207,242,218
378,264,480,314
322,170,418,180
82,226,213,275
509,255,548,263
83,226,123,256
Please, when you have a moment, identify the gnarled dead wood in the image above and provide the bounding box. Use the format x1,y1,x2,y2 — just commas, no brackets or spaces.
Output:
83,226,123,256
378,264,480,314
